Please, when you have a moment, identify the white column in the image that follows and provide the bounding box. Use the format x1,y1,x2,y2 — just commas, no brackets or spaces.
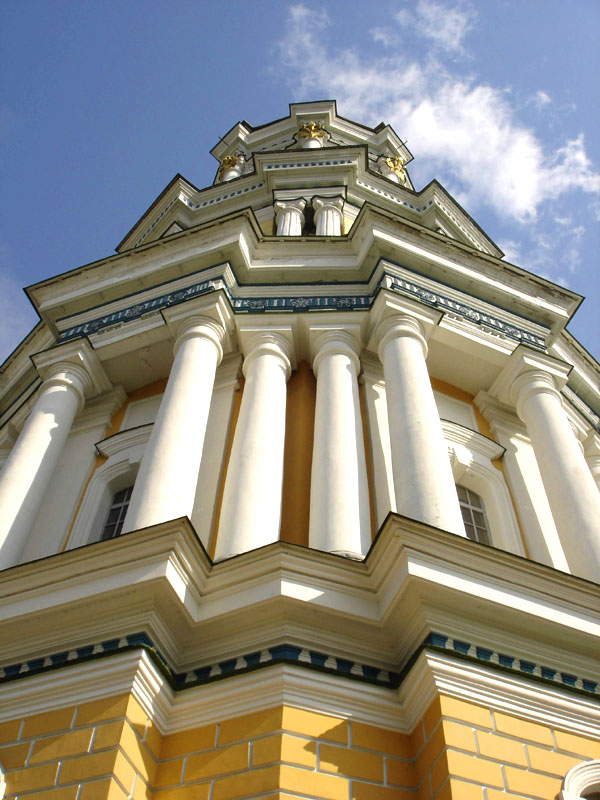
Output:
215,331,292,559
0,362,90,567
309,330,371,557
584,432,600,491
376,315,466,535
512,370,600,579
275,199,306,236
313,196,344,236
123,315,225,532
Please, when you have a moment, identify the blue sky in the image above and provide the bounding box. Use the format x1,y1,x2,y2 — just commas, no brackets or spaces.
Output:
1,0,598,362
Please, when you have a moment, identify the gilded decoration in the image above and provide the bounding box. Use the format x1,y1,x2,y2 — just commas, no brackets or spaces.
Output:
385,155,407,182
219,154,242,175
297,121,327,139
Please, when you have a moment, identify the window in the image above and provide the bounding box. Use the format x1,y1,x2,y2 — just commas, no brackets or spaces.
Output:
100,486,133,541
457,485,491,545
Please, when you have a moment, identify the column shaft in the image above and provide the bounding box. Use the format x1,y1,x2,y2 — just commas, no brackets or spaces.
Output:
378,318,465,535
0,366,87,567
215,334,291,558
514,372,600,578
123,317,224,532
275,200,305,236
313,197,344,236
309,334,371,556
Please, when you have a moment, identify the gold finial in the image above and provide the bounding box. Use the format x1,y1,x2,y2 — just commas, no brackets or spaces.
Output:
385,156,407,181
219,155,241,175
298,121,327,139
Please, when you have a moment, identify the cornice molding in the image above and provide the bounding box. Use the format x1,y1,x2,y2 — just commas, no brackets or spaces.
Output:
1,642,598,741
1,515,598,701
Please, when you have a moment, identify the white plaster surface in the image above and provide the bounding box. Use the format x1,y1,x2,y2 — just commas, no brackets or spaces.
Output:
378,318,466,536
514,371,600,580
0,369,87,568
309,333,371,556
123,318,224,532
215,334,291,559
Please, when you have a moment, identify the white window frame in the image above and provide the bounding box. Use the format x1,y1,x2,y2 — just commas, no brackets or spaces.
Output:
442,419,525,556
560,760,600,799
67,424,152,550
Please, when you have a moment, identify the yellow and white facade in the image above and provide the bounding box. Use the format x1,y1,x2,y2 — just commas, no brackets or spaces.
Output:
0,101,599,799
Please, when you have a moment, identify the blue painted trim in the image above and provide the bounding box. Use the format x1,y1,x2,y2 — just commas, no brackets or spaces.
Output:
2,631,596,701
56,266,547,350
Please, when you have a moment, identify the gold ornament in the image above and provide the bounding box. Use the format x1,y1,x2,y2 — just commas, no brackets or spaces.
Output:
219,155,241,175
385,156,407,180
297,121,327,139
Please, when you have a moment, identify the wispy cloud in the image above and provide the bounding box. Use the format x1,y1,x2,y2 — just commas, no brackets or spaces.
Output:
277,3,600,228
396,0,476,57
532,90,552,110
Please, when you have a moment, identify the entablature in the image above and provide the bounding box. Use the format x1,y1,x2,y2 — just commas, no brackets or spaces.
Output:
0,514,598,708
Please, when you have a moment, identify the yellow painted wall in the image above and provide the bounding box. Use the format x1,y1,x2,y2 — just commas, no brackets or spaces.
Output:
416,694,600,799
2,692,598,798
280,361,316,547
0,693,157,799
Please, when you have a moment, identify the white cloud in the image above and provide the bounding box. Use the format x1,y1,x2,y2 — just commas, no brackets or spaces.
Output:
497,239,520,263
370,27,400,48
533,90,552,109
277,4,600,227
397,0,476,56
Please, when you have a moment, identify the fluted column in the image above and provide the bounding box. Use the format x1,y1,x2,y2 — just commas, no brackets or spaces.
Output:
512,370,600,578
309,329,371,557
275,199,306,236
0,362,91,567
313,196,344,236
123,315,225,532
215,330,293,559
376,315,466,536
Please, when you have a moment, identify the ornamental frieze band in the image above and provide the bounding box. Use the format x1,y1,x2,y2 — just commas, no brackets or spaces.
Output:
57,264,547,349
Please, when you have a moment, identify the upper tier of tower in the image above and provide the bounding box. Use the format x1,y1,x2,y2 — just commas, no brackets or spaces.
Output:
116,101,502,258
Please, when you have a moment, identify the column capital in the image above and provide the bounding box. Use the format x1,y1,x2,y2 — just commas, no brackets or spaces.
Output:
239,326,295,381
163,292,233,348
172,316,226,363
368,290,441,356
511,370,561,421
274,198,306,222
489,344,572,407
31,339,112,409
309,325,361,378
312,195,344,215
375,315,429,361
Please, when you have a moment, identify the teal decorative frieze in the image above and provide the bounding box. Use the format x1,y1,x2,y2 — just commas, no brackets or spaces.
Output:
57,263,548,350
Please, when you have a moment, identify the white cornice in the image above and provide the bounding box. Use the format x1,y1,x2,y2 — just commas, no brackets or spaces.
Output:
441,419,505,461
2,642,598,743
26,208,577,340
400,650,600,738
1,516,598,693
95,422,152,458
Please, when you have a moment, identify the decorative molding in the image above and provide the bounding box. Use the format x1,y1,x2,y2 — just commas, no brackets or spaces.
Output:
1,629,597,708
56,264,548,351
95,423,153,459
1,634,599,739
561,760,600,799
134,183,265,248
265,159,352,171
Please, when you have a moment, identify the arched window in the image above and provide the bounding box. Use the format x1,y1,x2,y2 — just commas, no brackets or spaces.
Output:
65,425,151,550
457,485,491,545
560,760,600,799
100,486,134,541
